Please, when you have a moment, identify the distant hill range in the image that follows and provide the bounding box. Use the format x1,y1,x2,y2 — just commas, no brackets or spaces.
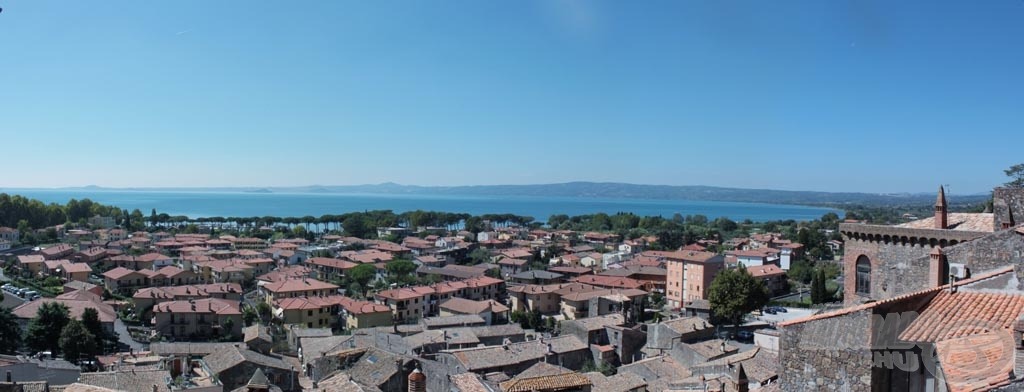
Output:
39,182,992,207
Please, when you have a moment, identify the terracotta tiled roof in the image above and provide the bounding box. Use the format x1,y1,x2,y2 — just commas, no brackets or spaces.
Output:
262,277,338,293
571,275,644,289
897,213,995,232
447,335,587,371
152,298,241,315
500,373,592,392
17,255,45,264
449,373,489,392
498,258,528,266
62,261,93,273
746,264,785,278
547,266,591,274
440,298,509,315
661,316,714,335
507,282,594,295
13,297,117,323
898,290,1024,342
642,250,720,263
307,257,358,270
780,266,1015,327
102,267,143,279
934,331,1016,392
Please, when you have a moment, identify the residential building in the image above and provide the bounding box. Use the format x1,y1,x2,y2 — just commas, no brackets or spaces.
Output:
747,264,787,296
511,270,565,285
273,295,391,330
726,248,780,268
497,257,529,277
133,283,242,317
87,215,115,228
559,288,646,320
649,250,725,309
437,335,590,375
38,243,74,260
151,298,243,340
508,282,595,315
12,291,116,335
305,257,357,281
102,267,149,294
204,345,298,392
0,227,19,244
778,243,804,270
374,276,505,322
260,277,339,304
438,297,509,325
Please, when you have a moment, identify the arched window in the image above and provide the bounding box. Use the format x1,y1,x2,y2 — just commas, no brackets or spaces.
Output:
856,255,871,295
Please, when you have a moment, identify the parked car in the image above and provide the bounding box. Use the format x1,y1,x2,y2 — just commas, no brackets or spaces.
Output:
763,307,776,315
716,330,734,340
736,330,754,341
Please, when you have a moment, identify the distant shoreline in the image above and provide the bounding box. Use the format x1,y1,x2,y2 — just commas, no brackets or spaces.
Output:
0,181,991,208
2,189,844,223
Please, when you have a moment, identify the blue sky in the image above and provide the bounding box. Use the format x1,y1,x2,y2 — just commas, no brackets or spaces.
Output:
0,1,1021,194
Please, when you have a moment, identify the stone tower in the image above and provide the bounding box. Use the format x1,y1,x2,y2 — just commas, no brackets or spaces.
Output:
935,185,948,229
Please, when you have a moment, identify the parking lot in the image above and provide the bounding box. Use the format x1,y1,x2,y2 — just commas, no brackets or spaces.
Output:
2,283,40,302
755,307,815,325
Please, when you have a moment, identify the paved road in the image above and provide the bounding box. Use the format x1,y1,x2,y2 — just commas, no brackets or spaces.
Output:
114,319,147,352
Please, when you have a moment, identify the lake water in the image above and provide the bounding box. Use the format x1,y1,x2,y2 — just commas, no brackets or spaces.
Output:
4,190,840,222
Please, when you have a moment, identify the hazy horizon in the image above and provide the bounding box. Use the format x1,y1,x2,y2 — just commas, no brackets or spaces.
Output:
1,1,1021,194
0,181,995,196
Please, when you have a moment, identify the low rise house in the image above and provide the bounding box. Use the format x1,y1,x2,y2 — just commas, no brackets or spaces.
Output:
497,257,529,277
375,277,505,322
547,266,593,279
508,282,596,315
204,344,298,391
151,298,243,340
746,263,787,295
63,280,103,296
726,248,780,268
305,257,357,281
102,267,149,294
511,269,565,285
438,297,509,325
260,277,339,304
572,275,644,290
15,255,45,276
559,288,646,320
133,283,242,317
647,317,716,351
0,354,81,386
0,226,20,243
39,243,74,260
12,291,116,335
438,335,590,376
777,242,804,270
273,295,391,330
598,265,667,293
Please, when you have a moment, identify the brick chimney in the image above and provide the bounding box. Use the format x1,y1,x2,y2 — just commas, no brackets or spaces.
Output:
935,186,948,229
736,363,749,392
408,363,426,392
929,247,947,287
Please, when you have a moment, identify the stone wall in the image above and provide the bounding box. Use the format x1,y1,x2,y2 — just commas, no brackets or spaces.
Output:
607,325,646,365
994,188,1024,230
843,236,934,304
841,223,987,304
779,311,874,391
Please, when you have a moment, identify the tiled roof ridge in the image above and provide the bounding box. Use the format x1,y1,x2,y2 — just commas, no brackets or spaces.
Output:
779,266,1015,327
